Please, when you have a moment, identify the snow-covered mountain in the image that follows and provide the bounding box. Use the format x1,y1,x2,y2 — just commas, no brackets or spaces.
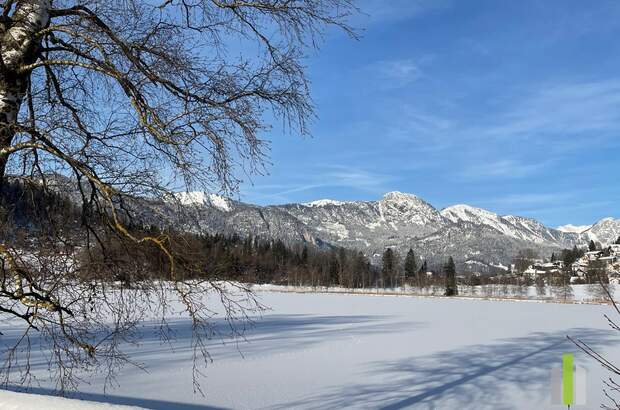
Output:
303,199,349,207
155,190,619,271
556,220,620,244
440,204,581,245
441,205,548,242
279,191,447,251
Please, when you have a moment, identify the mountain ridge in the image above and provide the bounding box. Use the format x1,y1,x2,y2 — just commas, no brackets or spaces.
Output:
10,175,612,272
170,190,619,271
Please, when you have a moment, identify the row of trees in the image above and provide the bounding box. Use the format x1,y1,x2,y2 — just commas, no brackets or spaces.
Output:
208,235,378,288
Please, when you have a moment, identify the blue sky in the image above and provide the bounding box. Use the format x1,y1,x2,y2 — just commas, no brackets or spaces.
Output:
238,0,620,227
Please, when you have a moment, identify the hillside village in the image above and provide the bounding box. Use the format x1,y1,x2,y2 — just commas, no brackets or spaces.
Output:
520,241,620,285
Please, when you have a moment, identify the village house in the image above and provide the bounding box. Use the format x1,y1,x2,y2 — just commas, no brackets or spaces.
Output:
523,261,564,279
585,250,604,261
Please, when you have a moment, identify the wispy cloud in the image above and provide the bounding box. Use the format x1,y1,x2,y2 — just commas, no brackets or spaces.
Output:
322,164,392,191
460,159,552,180
373,78,620,169
402,78,620,143
482,79,620,139
373,104,456,153
245,1,620,225
370,59,422,87
242,165,394,204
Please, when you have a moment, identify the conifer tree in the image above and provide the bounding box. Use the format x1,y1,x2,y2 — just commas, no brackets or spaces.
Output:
589,240,597,252
444,256,458,296
404,248,418,279
301,245,309,267
328,251,340,285
382,248,395,288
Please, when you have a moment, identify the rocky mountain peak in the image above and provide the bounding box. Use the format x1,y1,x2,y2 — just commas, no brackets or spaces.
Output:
381,191,420,202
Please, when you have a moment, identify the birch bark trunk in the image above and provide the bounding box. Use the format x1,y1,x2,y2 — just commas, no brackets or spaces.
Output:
0,0,51,185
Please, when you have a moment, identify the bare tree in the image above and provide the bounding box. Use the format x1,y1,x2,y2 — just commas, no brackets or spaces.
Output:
0,0,356,392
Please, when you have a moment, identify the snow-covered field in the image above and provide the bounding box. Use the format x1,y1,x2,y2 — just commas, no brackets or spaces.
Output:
2,290,620,409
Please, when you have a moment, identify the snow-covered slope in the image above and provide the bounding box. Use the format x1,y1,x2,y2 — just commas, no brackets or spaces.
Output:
583,217,620,245
441,204,528,239
440,205,582,245
557,224,592,234
279,191,446,252
303,199,348,207
174,191,231,212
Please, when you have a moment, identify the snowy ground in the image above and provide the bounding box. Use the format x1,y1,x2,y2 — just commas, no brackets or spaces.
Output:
2,290,620,409
0,389,143,409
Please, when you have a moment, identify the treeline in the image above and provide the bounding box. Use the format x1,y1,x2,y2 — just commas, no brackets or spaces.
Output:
199,234,378,287
83,228,463,294
82,228,382,288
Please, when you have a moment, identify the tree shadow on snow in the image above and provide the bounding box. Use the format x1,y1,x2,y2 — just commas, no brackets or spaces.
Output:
1,313,421,364
1,314,422,408
270,327,618,410
118,314,425,366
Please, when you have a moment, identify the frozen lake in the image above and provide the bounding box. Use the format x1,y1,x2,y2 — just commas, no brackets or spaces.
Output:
2,291,619,409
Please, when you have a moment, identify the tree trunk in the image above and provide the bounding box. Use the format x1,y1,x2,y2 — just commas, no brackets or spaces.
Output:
0,0,51,187
0,79,22,188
